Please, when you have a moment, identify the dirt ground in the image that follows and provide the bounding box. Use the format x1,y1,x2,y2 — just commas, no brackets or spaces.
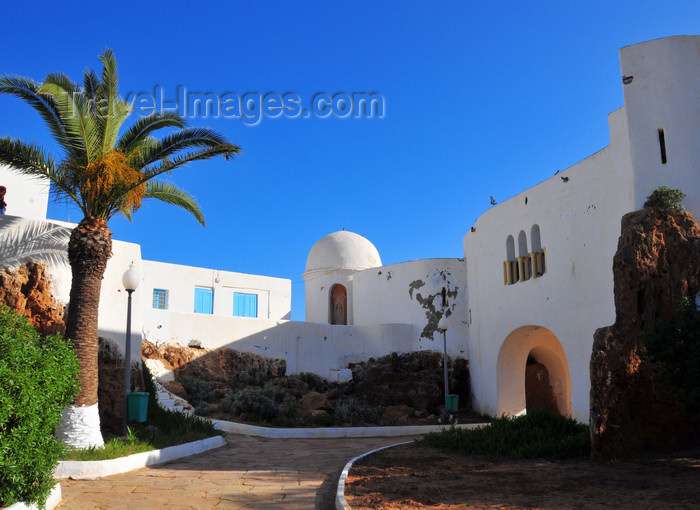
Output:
345,442,700,509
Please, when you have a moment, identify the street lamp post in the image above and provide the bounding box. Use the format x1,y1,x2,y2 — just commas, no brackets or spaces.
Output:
122,262,140,436
437,315,450,409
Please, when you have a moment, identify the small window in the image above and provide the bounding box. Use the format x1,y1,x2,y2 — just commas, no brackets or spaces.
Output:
233,292,258,318
152,289,168,310
194,287,213,314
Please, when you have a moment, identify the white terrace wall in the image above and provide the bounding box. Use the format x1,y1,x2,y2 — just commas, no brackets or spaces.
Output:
464,105,636,423
352,258,468,357
0,166,49,220
0,215,144,363
143,313,413,381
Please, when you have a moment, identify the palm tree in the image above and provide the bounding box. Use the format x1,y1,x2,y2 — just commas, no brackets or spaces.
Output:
0,50,240,448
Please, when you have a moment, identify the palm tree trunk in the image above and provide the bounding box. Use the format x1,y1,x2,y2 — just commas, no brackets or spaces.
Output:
57,217,113,448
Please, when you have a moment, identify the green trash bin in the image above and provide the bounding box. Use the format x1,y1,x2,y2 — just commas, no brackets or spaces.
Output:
445,394,459,412
128,392,149,423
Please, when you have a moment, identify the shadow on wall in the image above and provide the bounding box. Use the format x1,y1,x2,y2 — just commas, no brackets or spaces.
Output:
0,216,70,269
497,325,572,417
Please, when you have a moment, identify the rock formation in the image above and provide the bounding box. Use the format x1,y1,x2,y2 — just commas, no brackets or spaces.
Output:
590,209,700,459
0,261,64,337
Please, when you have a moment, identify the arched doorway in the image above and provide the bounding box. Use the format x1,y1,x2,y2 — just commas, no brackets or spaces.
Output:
329,284,347,325
496,326,571,416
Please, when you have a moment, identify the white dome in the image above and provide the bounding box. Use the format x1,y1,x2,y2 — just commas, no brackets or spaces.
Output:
305,231,381,273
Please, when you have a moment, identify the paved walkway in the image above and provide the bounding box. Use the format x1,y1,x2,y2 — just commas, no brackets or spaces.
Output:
58,433,420,509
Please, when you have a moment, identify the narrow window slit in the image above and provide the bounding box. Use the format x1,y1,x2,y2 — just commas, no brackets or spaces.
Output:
658,128,667,164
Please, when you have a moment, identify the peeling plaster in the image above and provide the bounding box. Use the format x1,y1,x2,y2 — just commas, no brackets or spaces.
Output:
410,269,460,341
408,279,425,299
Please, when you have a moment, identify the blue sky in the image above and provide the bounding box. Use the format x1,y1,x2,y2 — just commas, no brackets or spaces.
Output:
1,1,698,320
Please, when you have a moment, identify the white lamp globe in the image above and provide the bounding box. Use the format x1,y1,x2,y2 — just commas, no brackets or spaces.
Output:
122,262,140,291
437,315,449,332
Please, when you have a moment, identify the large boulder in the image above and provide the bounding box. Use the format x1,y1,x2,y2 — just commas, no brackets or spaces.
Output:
590,209,700,459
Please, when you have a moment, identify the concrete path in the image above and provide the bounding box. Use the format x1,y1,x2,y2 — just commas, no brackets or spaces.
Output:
58,433,421,509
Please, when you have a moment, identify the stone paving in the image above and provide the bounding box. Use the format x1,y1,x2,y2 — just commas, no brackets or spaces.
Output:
58,433,420,509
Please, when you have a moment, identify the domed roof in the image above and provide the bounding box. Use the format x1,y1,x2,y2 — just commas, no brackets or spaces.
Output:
305,231,382,273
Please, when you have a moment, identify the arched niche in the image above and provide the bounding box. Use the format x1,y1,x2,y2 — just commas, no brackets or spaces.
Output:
518,230,528,257
329,283,347,325
530,224,542,252
506,235,515,260
496,325,572,417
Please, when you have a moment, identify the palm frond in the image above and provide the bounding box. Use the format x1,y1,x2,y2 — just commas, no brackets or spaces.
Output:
39,80,99,163
117,112,186,155
94,49,130,154
140,144,240,182
0,138,83,211
132,127,240,167
0,75,71,154
143,180,205,225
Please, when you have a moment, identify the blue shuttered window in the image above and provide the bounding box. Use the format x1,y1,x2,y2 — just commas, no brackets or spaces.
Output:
233,292,258,318
194,287,213,314
152,289,168,309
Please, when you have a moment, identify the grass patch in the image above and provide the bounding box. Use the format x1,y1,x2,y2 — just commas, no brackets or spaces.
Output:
421,408,590,460
63,435,154,461
62,364,223,461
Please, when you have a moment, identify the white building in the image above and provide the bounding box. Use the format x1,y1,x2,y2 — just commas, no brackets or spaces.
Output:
0,35,698,424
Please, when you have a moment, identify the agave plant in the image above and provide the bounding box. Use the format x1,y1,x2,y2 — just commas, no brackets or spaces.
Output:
0,49,240,447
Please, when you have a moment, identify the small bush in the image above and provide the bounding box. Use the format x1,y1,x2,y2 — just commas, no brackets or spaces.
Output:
141,364,222,447
297,372,328,393
644,186,686,212
179,376,214,406
335,399,384,426
221,388,284,421
234,367,272,387
0,305,80,508
643,296,700,417
421,408,590,460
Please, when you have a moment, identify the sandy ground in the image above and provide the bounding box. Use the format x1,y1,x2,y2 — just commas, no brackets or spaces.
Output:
345,442,700,509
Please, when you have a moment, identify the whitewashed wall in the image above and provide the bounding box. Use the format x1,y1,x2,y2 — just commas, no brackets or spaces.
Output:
0,166,49,220
464,105,636,423
143,313,413,381
303,268,356,324
352,258,468,356
621,36,700,219
140,260,291,323
0,216,144,362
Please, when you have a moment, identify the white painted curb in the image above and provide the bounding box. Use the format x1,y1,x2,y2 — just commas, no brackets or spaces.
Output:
5,483,61,510
212,419,485,438
334,422,484,509
335,441,412,510
53,435,226,480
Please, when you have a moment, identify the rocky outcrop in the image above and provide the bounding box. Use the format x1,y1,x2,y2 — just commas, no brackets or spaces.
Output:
590,209,700,459
141,339,286,380
0,260,64,337
348,351,470,414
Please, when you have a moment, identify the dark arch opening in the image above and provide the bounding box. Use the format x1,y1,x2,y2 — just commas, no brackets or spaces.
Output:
525,354,560,414
329,284,347,325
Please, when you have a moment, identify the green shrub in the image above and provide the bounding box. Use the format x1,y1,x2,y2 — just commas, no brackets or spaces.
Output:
235,367,272,387
644,186,686,212
221,385,298,421
335,398,384,426
179,376,214,406
141,364,221,447
0,305,80,508
643,296,700,417
421,408,590,460
296,372,328,393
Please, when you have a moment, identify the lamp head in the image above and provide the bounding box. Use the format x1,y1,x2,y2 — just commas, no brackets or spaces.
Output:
437,315,449,332
122,262,140,291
